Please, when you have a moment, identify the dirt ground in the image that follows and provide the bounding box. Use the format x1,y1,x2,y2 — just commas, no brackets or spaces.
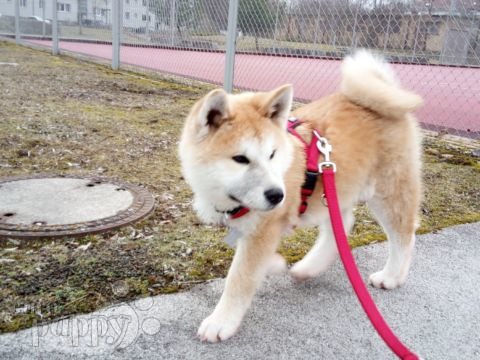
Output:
0,41,479,333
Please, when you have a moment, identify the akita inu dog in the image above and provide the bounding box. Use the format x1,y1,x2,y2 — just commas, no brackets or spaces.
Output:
179,50,423,343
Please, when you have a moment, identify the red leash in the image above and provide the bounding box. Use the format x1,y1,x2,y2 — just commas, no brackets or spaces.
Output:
321,164,419,359
288,119,419,358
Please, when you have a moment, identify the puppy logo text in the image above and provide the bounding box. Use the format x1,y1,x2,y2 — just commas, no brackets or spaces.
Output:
32,312,134,348
30,295,161,350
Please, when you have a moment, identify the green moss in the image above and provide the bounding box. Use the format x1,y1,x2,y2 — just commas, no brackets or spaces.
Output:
279,228,316,263
1,313,39,333
126,278,150,296
158,285,182,294
190,229,233,279
424,137,480,171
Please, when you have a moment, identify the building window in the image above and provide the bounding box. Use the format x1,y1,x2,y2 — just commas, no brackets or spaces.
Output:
20,0,27,7
126,0,129,4
39,0,44,8
425,21,440,35
143,0,147,6
57,3,71,12
134,13,138,18
125,12,130,20
142,15,146,21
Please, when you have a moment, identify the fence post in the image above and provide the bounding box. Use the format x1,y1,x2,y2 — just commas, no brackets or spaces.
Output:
332,17,338,50
42,1,46,38
412,19,420,61
52,0,59,55
112,0,122,70
145,5,150,40
224,0,239,93
14,0,20,44
170,0,176,46
78,11,83,36
351,4,360,49
383,9,392,52
272,0,281,53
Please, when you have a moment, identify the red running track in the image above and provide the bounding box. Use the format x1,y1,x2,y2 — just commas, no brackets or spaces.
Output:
28,40,479,136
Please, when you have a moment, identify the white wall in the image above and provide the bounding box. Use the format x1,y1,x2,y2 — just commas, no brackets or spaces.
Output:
123,0,155,30
0,0,14,17
55,1,78,22
87,0,111,25
0,0,156,28
0,0,78,23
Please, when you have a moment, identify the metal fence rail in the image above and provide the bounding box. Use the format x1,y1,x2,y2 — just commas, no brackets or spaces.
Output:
0,0,479,138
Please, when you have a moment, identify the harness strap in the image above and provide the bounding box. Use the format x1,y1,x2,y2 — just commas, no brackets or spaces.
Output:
287,118,321,214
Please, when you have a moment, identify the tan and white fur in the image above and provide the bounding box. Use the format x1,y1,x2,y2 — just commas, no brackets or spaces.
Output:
179,50,423,343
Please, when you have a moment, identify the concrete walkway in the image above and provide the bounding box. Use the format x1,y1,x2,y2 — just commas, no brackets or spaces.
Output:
1,222,479,359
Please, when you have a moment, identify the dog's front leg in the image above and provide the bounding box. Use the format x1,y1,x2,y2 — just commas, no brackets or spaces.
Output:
198,224,281,343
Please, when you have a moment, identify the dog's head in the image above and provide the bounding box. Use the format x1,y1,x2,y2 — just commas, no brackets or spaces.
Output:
179,85,294,224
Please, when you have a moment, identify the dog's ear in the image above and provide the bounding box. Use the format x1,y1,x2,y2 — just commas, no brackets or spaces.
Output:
261,84,293,127
196,89,229,137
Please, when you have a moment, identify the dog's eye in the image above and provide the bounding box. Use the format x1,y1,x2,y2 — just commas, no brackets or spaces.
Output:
232,155,250,164
270,150,276,160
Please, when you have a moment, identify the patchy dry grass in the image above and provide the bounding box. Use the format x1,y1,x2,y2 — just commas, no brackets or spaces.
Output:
0,41,479,333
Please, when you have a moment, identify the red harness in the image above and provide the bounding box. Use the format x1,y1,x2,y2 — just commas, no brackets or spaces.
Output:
225,117,420,359
286,117,322,214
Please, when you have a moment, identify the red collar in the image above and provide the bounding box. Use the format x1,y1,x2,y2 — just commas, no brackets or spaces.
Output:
227,205,251,219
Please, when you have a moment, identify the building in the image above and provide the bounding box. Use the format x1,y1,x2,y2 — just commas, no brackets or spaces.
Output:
123,0,155,31
0,0,79,23
280,1,479,65
0,0,155,30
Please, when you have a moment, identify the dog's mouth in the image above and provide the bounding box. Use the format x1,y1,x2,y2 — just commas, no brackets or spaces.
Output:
216,192,281,215
228,194,241,203
214,193,251,216
215,194,244,214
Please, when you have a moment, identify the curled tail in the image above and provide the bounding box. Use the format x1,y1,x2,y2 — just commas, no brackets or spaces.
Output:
340,50,423,119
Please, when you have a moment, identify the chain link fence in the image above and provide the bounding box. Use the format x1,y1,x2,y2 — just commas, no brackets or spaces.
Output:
1,0,478,137
234,1,480,64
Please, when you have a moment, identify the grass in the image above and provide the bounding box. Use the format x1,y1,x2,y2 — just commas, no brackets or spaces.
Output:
190,34,441,60
59,25,143,43
0,40,479,334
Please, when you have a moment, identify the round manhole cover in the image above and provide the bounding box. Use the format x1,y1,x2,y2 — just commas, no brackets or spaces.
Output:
0,175,155,239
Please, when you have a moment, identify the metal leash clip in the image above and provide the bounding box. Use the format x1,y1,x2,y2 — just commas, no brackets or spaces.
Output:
313,130,336,173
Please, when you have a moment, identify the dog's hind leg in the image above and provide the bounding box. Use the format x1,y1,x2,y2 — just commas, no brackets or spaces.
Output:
290,208,354,282
367,190,419,290
197,222,282,343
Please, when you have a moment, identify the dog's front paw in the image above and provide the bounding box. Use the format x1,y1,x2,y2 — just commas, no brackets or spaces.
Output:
290,262,316,282
197,312,241,343
266,253,287,275
368,270,406,290
290,257,328,282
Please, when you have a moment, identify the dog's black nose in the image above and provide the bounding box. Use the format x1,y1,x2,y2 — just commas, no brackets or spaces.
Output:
264,188,284,206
